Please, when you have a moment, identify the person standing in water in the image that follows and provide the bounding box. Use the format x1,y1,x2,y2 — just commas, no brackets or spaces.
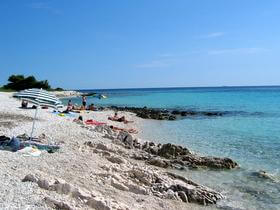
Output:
82,96,87,108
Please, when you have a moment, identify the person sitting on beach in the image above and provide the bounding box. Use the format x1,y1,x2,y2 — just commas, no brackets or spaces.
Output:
21,100,28,108
109,125,138,134
63,100,73,112
108,112,119,120
62,100,74,113
87,103,97,111
108,112,134,124
67,100,73,109
71,103,86,112
73,115,83,124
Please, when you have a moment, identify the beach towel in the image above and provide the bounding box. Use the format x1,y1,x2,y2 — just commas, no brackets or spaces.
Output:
85,119,106,126
21,142,60,153
50,111,76,118
17,146,41,157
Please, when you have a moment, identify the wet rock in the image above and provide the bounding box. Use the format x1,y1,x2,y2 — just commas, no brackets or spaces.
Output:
168,115,176,120
168,184,222,205
251,170,276,181
109,106,234,121
202,111,223,116
131,139,237,170
144,146,159,155
181,155,238,169
166,172,199,186
181,111,187,116
171,110,181,115
178,191,188,203
158,143,191,159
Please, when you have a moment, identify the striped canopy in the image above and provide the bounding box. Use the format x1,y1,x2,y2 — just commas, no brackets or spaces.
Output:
13,88,63,109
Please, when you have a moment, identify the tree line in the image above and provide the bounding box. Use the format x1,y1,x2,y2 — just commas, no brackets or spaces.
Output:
1,75,63,91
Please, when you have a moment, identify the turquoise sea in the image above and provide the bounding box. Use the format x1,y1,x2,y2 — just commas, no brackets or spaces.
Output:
64,86,280,209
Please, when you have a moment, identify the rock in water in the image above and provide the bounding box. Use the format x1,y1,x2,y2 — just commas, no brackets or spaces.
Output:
157,143,191,159
251,170,276,182
181,155,238,169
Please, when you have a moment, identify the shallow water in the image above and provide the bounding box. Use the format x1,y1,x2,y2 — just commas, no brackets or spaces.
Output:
64,86,280,209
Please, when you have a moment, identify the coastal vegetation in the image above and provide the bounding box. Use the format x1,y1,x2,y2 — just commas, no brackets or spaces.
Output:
0,74,63,91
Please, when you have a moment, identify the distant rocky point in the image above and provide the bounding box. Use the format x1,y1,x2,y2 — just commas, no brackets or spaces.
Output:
53,90,82,98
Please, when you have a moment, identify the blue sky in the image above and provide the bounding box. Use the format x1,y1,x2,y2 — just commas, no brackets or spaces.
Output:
1,0,280,89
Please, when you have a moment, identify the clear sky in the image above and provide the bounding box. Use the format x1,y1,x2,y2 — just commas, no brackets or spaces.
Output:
1,0,280,89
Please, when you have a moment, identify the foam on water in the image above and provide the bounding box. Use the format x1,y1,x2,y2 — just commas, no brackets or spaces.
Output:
65,86,280,209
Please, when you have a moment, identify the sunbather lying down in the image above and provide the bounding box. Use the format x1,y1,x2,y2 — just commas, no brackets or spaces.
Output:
108,113,134,124
109,125,138,134
73,116,84,124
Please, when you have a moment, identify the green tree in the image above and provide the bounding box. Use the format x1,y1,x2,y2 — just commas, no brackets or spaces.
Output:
3,74,51,91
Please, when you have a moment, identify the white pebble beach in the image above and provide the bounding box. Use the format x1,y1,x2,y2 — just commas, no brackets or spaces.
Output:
0,92,215,210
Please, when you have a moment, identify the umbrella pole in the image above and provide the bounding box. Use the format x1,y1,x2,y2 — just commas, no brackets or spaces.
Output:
30,106,39,144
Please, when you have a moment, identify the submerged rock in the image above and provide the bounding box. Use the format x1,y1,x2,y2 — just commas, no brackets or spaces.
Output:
181,155,238,169
251,170,277,182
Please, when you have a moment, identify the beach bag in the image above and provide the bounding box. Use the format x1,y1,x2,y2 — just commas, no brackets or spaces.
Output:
7,137,21,152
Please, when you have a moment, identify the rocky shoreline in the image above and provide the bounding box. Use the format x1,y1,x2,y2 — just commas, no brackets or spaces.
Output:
0,92,239,209
77,124,239,206
53,90,82,98
108,105,255,121
94,125,238,170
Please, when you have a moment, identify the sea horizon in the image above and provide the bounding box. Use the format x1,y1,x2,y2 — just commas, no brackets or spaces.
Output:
75,85,280,92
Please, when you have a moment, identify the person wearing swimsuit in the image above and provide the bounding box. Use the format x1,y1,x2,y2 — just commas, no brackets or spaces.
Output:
82,96,86,107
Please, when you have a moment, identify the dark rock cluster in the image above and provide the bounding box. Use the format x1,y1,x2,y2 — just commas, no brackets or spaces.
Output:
108,106,230,120
116,132,238,170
